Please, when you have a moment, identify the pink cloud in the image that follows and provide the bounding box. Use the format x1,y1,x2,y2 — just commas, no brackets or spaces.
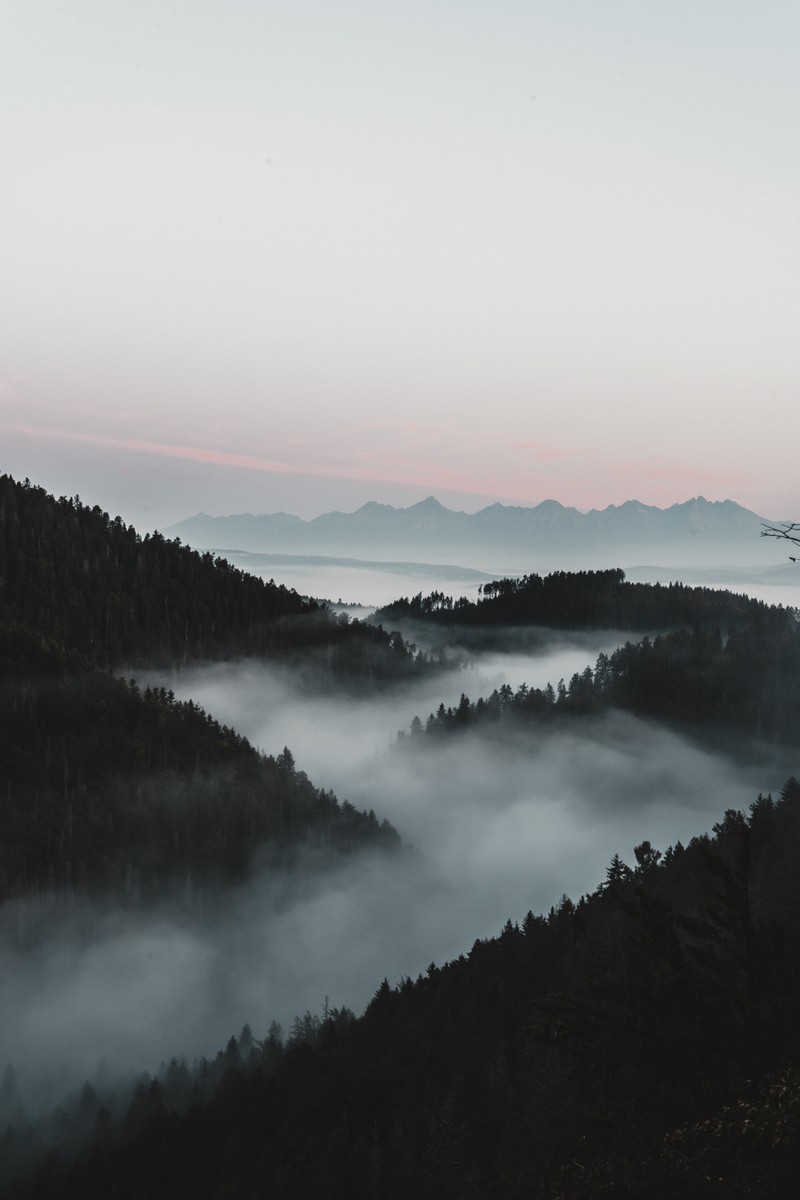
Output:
3,423,305,476
4,418,758,516
1,420,502,500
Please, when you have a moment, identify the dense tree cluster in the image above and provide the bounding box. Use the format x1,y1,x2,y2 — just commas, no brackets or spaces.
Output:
375,568,770,635
0,474,406,908
0,629,399,909
401,606,800,746
7,783,800,1198
0,475,423,681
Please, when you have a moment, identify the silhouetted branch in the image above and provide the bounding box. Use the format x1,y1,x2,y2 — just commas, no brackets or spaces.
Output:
761,522,800,559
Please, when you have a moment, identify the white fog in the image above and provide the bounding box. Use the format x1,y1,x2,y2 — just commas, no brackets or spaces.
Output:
1,568,796,1114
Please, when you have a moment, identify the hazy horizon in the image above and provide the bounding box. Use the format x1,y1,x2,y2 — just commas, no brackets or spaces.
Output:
5,450,794,538
3,1,800,528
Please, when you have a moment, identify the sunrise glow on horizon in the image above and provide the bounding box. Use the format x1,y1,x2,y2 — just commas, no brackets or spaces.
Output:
2,1,799,528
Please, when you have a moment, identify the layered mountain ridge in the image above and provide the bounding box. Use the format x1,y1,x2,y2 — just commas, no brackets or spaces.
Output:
163,494,778,569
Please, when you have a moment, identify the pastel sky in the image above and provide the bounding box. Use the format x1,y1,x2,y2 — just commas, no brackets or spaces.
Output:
2,1,798,527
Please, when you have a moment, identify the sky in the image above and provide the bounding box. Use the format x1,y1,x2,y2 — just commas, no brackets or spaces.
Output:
2,1,799,529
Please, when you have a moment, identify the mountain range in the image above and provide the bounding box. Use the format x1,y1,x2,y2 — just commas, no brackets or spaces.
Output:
163,495,784,570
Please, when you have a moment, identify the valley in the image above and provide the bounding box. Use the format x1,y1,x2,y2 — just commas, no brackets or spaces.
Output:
2,473,800,1197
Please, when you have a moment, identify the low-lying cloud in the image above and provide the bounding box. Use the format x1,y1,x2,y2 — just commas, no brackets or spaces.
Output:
2,632,794,1117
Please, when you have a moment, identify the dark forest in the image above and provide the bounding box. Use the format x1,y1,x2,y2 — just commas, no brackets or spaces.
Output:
2,473,800,1198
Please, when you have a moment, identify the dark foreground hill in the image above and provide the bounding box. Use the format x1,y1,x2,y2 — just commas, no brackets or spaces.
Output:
0,621,399,910
0,475,423,682
7,783,800,1198
0,474,407,908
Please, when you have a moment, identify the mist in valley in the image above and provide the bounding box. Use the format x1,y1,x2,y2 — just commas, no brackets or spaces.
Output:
162,637,791,924
212,547,800,615
2,619,795,1127
0,846,441,1114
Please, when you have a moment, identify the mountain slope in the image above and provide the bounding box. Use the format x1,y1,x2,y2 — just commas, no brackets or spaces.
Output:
0,622,399,907
10,783,800,1198
398,605,800,750
0,474,409,905
0,474,423,680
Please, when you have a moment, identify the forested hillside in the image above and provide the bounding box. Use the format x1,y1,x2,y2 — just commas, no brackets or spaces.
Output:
0,476,406,907
401,605,800,747
0,475,422,680
8,782,800,1198
0,623,398,907
375,568,769,637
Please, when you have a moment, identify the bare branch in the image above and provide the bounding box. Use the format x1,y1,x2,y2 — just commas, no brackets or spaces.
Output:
761,522,800,550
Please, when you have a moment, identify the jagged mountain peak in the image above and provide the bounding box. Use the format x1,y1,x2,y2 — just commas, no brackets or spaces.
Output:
534,498,572,512
354,500,397,514
618,498,654,511
409,495,448,512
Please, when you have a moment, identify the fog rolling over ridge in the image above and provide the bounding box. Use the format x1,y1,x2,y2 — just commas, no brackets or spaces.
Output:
0,847,440,1105
5,628,772,1106
0,621,653,1096
106,632,790,1069
161,641,788,898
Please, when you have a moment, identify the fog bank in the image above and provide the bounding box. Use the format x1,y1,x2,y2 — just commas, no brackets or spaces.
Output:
3,632,793,1112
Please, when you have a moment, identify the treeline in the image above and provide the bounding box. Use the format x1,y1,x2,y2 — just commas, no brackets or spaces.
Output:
0,475,423,680
9,783,800,1198
401,606,800,745
0,623,399,909
0,1007,356,1190
375,567,770,634
0,474,406,911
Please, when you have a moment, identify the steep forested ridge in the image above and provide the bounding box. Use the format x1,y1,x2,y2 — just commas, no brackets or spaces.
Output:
9,783,800,1198
0,476,405,905
0,474,422,679
0,627,398,906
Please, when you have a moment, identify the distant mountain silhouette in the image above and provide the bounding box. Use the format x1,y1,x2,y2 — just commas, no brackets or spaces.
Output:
163,496,782,570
